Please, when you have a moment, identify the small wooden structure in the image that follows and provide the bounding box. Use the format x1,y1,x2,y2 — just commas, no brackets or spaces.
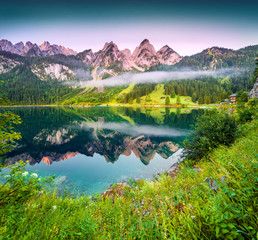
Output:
229,94,237,104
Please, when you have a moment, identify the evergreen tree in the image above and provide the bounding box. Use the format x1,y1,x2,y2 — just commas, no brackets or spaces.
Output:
176,95,181,105
198,96,204,104
211,94,217,103
192,92,197,102
165,96,170,105
170,91,176,98
136,93,140,104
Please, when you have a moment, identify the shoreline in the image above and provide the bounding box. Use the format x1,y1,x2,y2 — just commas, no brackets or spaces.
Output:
102,148,185,196
0,104,215,108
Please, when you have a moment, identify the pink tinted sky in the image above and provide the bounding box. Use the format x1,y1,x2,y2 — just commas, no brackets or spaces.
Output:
1,20,257,56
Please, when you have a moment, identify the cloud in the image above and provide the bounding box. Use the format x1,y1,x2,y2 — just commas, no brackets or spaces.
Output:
76,68,247,88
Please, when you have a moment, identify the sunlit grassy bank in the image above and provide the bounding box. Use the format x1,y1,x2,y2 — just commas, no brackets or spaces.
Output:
0,117,257,239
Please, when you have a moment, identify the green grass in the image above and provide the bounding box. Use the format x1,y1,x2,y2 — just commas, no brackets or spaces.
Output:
61,84,201,107
130,84,196,106
0,119,257,239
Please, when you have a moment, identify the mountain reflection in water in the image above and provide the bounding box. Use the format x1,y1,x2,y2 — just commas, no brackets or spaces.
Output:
4,107,201,166
2,107,203,194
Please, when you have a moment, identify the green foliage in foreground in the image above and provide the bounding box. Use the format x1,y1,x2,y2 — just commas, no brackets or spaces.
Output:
183,110,238,162
0,119,257,239
0,96,21,158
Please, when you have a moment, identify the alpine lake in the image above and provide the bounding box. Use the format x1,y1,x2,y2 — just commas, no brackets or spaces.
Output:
2,106,204,196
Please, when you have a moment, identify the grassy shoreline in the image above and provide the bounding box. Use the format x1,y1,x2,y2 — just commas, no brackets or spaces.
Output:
0,118,257,239
0,103,216,108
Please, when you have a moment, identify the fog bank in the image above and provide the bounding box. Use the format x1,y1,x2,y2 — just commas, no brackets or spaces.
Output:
77,68,247,88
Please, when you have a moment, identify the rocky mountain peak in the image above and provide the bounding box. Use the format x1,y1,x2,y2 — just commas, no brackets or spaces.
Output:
121,49,132,58
76,49,95,64
26,44,42,57
140,39,150,45
158,45,173,53
25,41,33,48
102,41,118,52
0,38,183,73
39,41,51,51
157,45,182,65
92,41,122,68
0,39,13,51
132,39,157,68
14,41,24,48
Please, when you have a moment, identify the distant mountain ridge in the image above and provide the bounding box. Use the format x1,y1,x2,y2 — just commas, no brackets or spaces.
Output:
0,39,182,72
0,39,77,57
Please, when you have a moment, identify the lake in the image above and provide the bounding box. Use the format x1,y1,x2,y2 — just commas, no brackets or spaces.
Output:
2,107,203,195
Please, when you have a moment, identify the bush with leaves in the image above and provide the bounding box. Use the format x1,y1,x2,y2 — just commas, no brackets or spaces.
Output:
237,96,257,124
0,94,22,159
0,161,54,208
183,110,237,162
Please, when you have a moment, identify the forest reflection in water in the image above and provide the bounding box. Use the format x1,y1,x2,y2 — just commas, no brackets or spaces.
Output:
2,106,203,194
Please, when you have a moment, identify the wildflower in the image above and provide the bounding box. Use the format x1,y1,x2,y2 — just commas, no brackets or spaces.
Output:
31,173,38,178
4,174,10,179
191,215,196,219
22,171,29,177
52,205,57,211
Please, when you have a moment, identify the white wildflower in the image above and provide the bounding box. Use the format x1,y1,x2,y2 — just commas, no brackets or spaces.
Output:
52,205,57,211
31,173,38,178
22,171,29,177
4,174,11,179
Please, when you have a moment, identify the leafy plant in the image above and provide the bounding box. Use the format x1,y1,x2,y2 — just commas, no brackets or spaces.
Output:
183,110,237,161
0,93,22,159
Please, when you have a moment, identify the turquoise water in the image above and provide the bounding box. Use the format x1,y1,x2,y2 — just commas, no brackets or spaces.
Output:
2,107,203,195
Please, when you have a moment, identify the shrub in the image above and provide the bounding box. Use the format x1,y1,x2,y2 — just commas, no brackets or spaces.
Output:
237,97,257,124
183,110,237,162
0,161,54,207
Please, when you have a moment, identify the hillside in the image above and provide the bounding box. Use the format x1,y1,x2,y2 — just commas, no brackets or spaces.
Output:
149,45,258,71
0,42,257,105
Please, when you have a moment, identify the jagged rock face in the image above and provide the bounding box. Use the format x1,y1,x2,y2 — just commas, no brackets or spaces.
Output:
157,45,182,65
89,42,142,71
39,41,77,56
13,41,24,54
31,63,76,81
22,41,34,55
26,44,43,57
0,39,14,52
0,39,77,57
132,39,158,68
121,48,144,71
0,55,22,74
0,38,182,75
77,49,95,64
76,39,181,72
91,42,125,68
39,41,51,51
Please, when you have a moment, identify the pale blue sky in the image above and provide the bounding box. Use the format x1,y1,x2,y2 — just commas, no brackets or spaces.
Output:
1,0,257,56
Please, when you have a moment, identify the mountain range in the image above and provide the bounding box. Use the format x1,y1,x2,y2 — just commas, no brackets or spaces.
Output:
0,39,182,73
0,38,257,105
0,39,77,56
